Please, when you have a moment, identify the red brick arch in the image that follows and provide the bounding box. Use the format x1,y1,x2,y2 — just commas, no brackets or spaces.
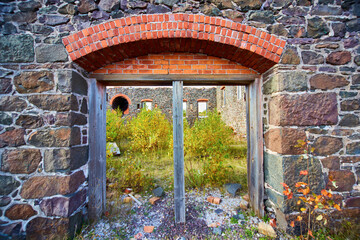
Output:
62,14,286,73
110,93,131,114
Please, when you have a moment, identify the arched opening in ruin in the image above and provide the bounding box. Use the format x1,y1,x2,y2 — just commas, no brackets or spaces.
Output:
63,13,284,223
110,93,131,114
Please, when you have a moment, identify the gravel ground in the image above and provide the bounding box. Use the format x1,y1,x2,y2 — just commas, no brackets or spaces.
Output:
78,189,292,239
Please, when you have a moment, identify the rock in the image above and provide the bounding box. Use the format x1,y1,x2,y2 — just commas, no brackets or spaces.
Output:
345,197,360,208
310,5,342,15
152,187,165,197
78,0,97,13
234,0,263,11
29,25,54,35
263,71,307,94
313,136,343,156
0,128,25,148
332,22,346,38
44,146,88,172
239,199,249,210
0,96,27,112
339,114,360,127
90,10,110,20
258,222,277,238
144,226,154,233
146,4,171,14
353,74,360,85
20,171,85,198
18,0,42,12
40,189,87,217
155,0,179,8
5,204,37,220
242,194,250,202
0,112,12,125
80,99,88,114
149,197,160,205
28,94,78,111
326,51,351,65
0,78,12,94
248,11,274,24
221,9,243,22
55,112,87,126
278,16,305,25
1,22,17,35
307,17,330,38
341,99,360,111
340,91,358,98
1,149,42,174
289,25,306,37
267,24,288,37
347,142,360,155
57,70,88,95
327,170,355,191
354,56,360,66
215,208,223,214
201,4,221,16
264,128,306,155
40,15,70,26
310,74,348,90
346,18,360,33
0,222,22,238
315,43,339,49
269,93,338,126
224,183,242,197
0,175,20,195
0,196,11,207
0,35,34,63
331,129,354,136
344,38,359,48
264,153,324,194
123,197,133,203
321,156,340,170
36,44,68,63
58,4,77,15
301,51,324,65
28,127,81,147
26,214,82,239
16,115,44,129
282,6,307,16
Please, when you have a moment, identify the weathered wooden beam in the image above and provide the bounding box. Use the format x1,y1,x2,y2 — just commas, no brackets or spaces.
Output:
246,78,264,217
173,80,185,223
88,79,107,221
90,74,259,86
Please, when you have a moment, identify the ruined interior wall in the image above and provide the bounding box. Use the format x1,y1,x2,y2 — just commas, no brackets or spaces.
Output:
216,86,247,136
107,86,217,125
0,0,359,238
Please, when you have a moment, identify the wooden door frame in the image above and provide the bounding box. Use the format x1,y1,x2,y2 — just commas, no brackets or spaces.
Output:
88,74,264,220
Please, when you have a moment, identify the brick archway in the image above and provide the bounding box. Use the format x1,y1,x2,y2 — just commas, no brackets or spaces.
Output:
62,13,285,73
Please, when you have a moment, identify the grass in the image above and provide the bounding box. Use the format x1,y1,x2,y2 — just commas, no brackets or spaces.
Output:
106,136,248,196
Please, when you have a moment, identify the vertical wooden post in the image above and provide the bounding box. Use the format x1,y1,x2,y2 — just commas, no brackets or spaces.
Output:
173,80,185,223
88,79,107,221
246,78,264,217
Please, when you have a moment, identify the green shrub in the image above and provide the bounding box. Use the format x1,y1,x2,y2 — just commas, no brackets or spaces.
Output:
106,109,129,143
184,109,233,157
128,108,172,153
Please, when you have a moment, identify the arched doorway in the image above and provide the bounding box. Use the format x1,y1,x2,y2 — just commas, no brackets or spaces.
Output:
63,13,285,221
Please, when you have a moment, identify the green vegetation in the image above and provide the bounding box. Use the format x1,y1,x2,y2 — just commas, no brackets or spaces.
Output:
106,108,248,195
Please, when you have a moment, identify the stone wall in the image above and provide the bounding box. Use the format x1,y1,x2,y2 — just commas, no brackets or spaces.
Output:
107,86,217,125
217,86,247,136
0,0,359,238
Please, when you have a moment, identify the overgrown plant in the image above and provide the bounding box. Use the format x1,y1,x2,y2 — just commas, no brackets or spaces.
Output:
281,140,341,239
106,108,129,144
128,108,172,153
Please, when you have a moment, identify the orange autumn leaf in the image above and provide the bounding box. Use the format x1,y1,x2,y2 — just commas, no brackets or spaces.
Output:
321,189,328,196
295,182,308,187
334,204,341,211
300,170,308,176
290,221,295,227
281,182,289,188
308,230,314,238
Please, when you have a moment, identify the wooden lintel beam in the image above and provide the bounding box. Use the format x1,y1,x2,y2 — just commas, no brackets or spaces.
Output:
90,74,258,86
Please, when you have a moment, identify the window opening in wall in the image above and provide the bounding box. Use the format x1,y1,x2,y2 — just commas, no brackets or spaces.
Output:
141,99,153,110
197,99,208,118
183,100,187,118
111,96,129,113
